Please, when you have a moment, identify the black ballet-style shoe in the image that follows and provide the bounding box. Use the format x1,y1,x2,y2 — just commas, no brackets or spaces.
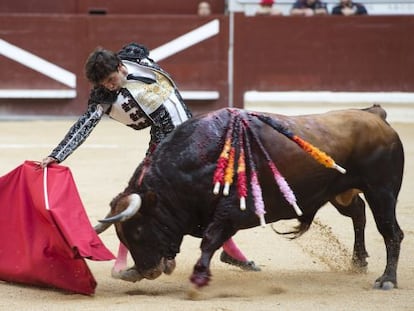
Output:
220,251,261,271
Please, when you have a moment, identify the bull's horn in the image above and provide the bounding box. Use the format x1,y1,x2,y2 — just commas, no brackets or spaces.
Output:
99,193,142,224
94,210,115,233
94,222,112,234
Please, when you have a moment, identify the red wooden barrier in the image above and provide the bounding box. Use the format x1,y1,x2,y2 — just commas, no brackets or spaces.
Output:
0,15,228,116
232,14,414,107
1,13,414,117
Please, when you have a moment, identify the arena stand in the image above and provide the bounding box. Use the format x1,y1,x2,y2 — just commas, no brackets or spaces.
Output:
234,0,414,16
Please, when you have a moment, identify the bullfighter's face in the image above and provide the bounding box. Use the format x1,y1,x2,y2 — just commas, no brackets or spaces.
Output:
100,64,128,92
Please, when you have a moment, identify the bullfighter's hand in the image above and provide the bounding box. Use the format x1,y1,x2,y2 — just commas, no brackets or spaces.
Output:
40,156,57,168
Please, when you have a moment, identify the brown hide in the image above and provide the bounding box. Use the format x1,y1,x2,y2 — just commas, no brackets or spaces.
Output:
102,105,404,290
256,107,396,191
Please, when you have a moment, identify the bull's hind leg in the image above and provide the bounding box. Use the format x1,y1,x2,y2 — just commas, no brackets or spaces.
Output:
364,188,404,289
330,193,369,271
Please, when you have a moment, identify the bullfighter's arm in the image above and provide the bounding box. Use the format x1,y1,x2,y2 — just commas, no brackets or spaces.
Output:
48,103,107,163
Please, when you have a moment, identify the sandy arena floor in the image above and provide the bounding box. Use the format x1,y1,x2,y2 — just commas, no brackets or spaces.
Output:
0,108,413,310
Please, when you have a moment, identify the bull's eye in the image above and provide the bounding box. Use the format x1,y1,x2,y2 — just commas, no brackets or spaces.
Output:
134,226,142,238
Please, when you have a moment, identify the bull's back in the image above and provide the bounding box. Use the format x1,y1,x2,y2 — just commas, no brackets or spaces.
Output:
149,106,403,225
264,106,399,162
168,106,401,174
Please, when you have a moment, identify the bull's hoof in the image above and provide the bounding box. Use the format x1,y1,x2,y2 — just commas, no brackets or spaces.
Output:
351,254,369,273
163,258,176,275
190,273,210,288
112,267,142,283
373,280,396,290
350,259,368,273
373,275,397,290
220,251,261,271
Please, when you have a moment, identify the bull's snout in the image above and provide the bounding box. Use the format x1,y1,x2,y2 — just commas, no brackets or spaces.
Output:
112,258,176,283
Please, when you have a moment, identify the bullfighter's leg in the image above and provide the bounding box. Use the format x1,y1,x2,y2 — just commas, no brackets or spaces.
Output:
190,222,236,287
220,238,260,271
108,194,132,277
111,242,129,278
330,194,369,270
364,188,404,289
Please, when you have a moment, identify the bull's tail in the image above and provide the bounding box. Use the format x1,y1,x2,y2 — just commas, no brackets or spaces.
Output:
271,211,318,239
271,219,312,239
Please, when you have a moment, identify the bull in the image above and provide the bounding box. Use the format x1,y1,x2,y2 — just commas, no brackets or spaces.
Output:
98,105,404,290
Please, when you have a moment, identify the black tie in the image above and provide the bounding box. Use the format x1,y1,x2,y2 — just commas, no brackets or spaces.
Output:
127,74,156,84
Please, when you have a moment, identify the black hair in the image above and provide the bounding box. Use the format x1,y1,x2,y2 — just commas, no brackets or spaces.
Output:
84,47,122,85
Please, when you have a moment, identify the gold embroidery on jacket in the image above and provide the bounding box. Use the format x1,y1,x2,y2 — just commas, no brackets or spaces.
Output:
126,72,173,115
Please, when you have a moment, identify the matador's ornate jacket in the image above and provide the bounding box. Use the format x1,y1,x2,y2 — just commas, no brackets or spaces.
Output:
49,58,192,163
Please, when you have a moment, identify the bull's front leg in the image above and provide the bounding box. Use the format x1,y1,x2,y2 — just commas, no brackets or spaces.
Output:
190,222,235,288
190,251,213,287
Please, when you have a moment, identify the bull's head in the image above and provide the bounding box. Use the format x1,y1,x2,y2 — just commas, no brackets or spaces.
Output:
100,193,177,282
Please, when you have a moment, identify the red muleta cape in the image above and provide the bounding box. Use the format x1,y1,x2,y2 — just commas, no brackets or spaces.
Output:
0,161,115,295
